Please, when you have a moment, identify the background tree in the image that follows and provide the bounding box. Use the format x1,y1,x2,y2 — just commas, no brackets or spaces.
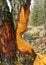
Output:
30,0,44,26
44,0,46,36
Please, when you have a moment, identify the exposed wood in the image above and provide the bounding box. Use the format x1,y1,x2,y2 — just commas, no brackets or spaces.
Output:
16,6,33,54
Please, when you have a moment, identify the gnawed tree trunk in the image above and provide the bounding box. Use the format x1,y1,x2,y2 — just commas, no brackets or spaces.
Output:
0,0,46,65
16,6,36,65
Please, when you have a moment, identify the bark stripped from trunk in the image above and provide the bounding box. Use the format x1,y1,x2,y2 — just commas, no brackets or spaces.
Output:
16,6,33,54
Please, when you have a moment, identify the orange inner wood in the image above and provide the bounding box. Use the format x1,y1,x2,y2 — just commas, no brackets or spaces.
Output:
16,6,33,54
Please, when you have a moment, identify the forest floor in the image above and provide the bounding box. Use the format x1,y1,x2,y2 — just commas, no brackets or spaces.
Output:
23,25,46,54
